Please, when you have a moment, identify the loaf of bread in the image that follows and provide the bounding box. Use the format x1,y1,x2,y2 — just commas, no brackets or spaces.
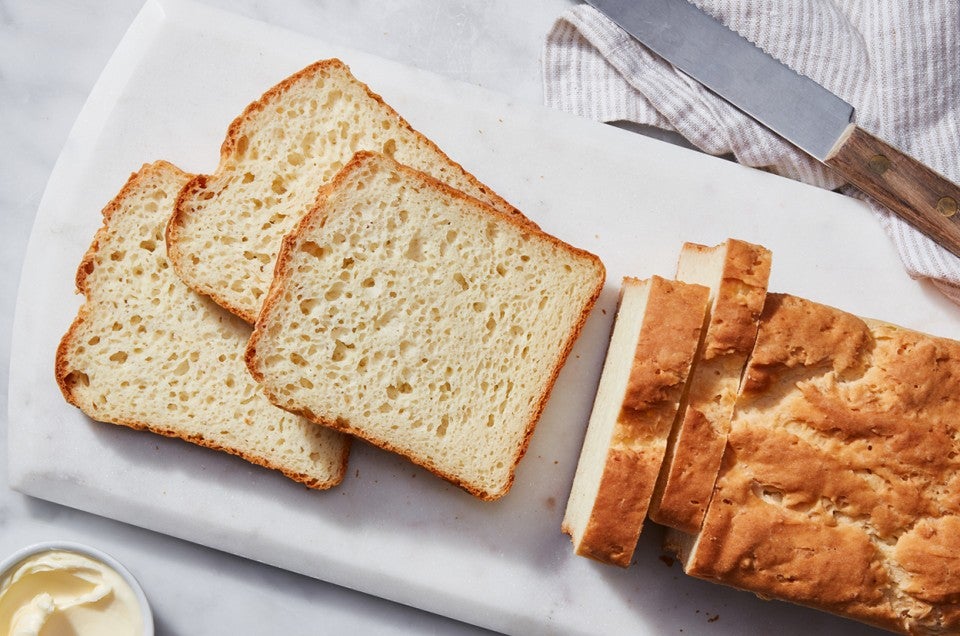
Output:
168,58,529,323
674,294,960,635
649,239,771,534
246,151,604,500
561,276,709,566
56,161,349,489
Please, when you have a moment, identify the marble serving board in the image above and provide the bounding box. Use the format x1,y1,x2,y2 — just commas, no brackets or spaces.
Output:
9,1,960,634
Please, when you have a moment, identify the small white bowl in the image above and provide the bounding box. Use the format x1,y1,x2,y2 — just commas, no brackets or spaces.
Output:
0,540,154,635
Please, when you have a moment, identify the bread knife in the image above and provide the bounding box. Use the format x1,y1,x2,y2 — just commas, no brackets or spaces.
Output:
585,0,960,259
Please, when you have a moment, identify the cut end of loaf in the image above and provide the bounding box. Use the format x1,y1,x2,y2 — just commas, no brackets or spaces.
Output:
248,151,604,500
56,160,349,490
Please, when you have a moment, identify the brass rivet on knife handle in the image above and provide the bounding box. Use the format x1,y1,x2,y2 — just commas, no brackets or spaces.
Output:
825,125,960,259
939,196,958,218
868,154,890,175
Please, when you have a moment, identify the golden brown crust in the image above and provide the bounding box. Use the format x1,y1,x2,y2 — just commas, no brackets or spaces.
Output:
572,277,708,565
895,516,960,605
650,239,771,534
702,239,771,359
648,400,726,533
247,151,604,500
742,293,871,395
621,277,711,410
576,445,658,566
57,161,347,491
685,293,960,635
687,457,900,632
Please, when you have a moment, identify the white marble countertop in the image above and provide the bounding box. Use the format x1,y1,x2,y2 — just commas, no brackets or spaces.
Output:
6,3,951,636
0,1,574,633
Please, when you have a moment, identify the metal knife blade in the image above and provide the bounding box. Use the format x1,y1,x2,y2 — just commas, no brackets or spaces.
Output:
586,0,960,258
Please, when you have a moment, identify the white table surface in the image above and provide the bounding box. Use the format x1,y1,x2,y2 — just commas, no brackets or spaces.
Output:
0,1,577,633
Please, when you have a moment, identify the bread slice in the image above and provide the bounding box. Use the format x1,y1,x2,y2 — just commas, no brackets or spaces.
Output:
55,161,349,489
648,239,771,534
168,58,530,323
246,151,604,500
678,294,960,634
561,276,709,567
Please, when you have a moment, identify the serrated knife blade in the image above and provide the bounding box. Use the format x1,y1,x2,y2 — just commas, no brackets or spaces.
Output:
586,0,960,258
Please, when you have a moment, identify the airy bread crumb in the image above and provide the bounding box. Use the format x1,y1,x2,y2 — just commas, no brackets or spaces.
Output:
168,59,530,323
247,151,604,500
56,161,349,489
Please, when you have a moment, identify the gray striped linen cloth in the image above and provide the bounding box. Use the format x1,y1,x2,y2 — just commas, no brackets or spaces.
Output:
542,1,960,302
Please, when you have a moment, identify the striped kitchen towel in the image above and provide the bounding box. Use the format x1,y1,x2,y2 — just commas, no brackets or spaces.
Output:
543,1,960,301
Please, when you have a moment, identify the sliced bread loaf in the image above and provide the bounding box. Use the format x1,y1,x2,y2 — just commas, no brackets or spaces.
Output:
561,276,709,567
678,294,960,635
648,239,771,534
246,151,605,500
168,58,529,323
55,161,349,489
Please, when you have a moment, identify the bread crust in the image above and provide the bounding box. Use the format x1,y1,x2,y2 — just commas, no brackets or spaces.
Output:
649,239,771,534
683,293,960,634
167,59,533,324
566,276,709,566
701,239,771,358
247,151,605,500
573,446,653,566
56,161,348,490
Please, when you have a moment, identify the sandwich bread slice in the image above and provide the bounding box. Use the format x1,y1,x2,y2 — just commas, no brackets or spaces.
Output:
56,161,349,489
168,59,530,323
562,275,709,566
246,151,604,500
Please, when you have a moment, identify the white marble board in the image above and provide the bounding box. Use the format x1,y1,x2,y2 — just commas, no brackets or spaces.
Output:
8,1,959,634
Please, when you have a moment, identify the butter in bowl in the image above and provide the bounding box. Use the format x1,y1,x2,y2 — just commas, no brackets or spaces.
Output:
0,541,152,636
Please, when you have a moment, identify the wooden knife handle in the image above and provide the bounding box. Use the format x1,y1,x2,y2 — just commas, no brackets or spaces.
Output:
825,125,960,259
